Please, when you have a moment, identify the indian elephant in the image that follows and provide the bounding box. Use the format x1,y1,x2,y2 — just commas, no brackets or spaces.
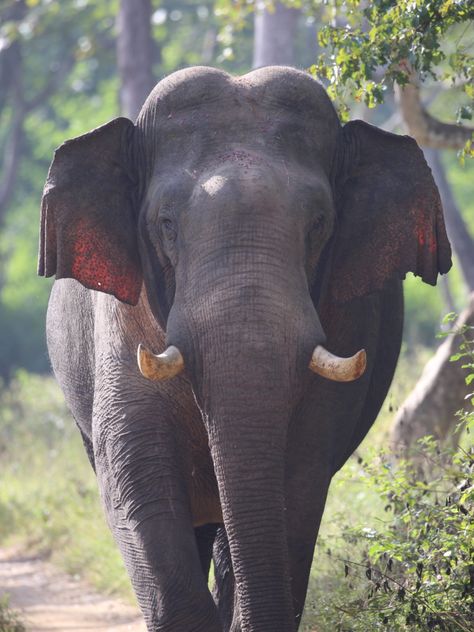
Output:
39,66,451,631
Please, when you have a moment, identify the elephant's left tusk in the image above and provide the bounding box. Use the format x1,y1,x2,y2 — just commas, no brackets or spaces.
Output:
309,346,366,382
137,344,185,381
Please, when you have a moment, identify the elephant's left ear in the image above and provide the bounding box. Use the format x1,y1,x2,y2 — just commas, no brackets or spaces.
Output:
38,117,142,305
329,120,452,303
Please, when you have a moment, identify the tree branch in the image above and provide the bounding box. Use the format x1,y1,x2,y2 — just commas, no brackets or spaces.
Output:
395,65,474,150
390,294,474,451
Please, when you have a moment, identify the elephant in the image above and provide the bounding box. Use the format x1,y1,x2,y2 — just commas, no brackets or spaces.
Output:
39,66,451,632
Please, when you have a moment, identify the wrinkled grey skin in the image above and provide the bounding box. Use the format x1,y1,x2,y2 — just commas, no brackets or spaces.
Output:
41,66,451,632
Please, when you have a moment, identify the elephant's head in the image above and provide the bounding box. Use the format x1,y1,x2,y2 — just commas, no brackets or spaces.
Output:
39,67,451,627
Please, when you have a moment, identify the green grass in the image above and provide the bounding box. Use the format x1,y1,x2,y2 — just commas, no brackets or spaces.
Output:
0,349,436,626
0,372,133,600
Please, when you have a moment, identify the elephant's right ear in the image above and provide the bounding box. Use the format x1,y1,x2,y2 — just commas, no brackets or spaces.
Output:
326,120,452,305
38,117,143,305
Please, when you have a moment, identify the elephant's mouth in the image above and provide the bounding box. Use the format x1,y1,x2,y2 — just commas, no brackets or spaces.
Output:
137,342,366,382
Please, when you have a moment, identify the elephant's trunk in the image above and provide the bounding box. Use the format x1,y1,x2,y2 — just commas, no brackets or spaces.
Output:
202,339,297,631
168,276,319,630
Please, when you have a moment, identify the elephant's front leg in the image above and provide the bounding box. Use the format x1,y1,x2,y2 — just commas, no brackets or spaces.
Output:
92,388,221,632
285,396,333,630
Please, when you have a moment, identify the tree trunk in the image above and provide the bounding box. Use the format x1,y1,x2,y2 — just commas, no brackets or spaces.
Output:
424,148,474,292
116,0,155,120
439,275,456,314
253,2,300,68
390,294,474,451
390,150,474,452
0,84,25,228
0,1,26,228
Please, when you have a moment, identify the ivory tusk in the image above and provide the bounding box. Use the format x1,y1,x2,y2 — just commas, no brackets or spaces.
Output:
137,344,185,381
309,346,366,382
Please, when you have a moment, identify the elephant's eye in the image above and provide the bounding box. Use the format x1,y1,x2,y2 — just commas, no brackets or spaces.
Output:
160,218,177,243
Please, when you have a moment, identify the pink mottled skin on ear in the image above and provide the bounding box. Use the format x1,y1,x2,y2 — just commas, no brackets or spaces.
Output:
70,218,141,305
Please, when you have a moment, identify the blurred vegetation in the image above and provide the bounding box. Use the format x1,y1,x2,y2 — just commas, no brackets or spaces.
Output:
0,371,133,598
0,596,25,632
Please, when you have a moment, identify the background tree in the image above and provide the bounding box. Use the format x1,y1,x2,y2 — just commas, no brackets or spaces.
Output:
253,1,300,68
391,296,474,450
117,0,155,120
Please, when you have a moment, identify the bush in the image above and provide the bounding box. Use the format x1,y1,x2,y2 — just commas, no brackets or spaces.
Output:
0,596,25,632
304,428,473,631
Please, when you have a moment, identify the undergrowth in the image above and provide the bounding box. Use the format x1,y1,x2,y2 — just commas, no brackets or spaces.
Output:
303,428,474,631
0,596,25,632
0,371,133,600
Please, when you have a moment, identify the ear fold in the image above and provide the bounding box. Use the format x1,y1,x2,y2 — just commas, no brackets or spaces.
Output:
328,120,451,304
38,117,142,305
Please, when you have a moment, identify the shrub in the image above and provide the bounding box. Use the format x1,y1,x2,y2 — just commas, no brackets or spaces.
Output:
304,427,473,632
0,596,25,632
345,437,472,630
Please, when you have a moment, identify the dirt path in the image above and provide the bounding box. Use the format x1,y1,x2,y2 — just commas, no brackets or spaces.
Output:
0,548,146,631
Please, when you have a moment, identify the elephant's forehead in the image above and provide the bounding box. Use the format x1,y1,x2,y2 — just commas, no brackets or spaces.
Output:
137,66,340,170
140,66,335,114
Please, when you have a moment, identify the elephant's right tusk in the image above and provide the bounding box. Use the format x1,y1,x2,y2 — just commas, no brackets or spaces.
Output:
137,344,185,381
309,346,366,382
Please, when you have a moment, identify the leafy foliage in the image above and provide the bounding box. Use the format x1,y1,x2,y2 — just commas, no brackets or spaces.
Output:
220,0,473,122
446,317,474,397
345,442,472,630
303,432,474,631
312,0,473,118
